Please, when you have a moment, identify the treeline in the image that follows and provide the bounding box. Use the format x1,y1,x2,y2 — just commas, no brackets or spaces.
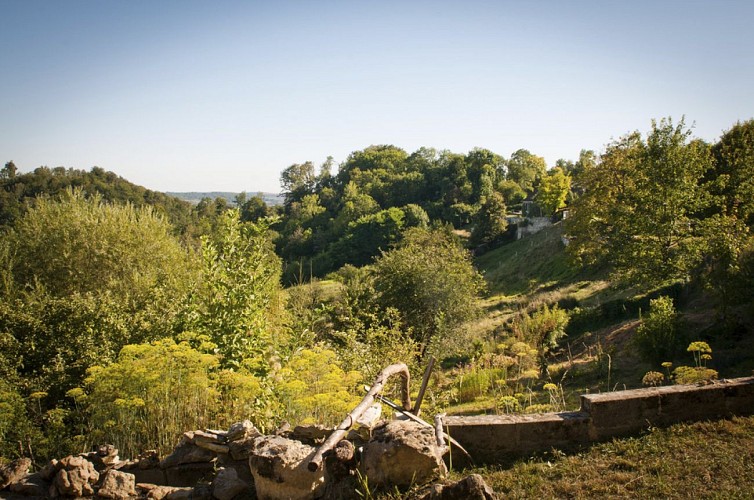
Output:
0,164,277,243
273,146,581,281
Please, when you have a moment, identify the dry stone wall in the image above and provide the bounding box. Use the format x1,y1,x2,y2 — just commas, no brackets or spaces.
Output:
445,376,754,465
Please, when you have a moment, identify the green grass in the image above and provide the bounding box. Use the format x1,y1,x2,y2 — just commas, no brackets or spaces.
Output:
475,223,580,297
463,415,754,498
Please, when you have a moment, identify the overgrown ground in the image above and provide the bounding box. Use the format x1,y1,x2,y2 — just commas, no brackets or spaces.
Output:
440,222,754,417
439,223,754,497
463,415,754,498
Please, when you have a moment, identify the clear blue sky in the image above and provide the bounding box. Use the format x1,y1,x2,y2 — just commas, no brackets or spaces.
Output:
2,0,753,193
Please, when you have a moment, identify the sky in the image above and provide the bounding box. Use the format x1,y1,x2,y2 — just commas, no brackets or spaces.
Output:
1,0,753,194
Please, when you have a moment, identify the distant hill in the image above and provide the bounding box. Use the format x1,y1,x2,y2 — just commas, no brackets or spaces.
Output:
0,165,194,233
167,191,284,206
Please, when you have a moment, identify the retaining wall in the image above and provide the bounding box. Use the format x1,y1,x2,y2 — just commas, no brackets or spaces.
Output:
444,377,754,465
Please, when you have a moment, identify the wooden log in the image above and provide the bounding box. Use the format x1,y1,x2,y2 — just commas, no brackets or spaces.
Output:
413,356,435,416
308,363,411,472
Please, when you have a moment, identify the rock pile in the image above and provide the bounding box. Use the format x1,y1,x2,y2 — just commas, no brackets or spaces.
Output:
0,418,497,499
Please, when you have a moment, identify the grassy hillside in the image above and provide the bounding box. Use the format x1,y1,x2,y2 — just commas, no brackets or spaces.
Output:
438,221,754,417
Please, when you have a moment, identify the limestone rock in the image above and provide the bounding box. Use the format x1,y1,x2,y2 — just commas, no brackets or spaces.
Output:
216,454,254,485
82,444,120,472
248,435,325,500
417,474,497,500
160,437,216,469
98,469,137,499
144,485,193,499
0,457,32,489
193,430,231,454
291,424,331,444
137,450,160,470
360,420,447,488
211,467,252,500
9,472,49,497
51,455,100,497
191,483,213,500
226,420,260,443
39,459,59,482
355,404,382,429
228,436,256,461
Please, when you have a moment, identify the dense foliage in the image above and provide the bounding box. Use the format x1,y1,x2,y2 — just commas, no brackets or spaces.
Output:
274,145,546,281
1,116,753,464
566,118,753,297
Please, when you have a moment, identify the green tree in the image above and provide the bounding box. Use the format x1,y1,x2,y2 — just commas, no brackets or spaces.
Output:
4,189,194,300
567,118,713,285
496,179,526,205
185,209,283,372
0,190,195,395
1,161,17,179
633,296,684,366
373,227,485,357
537,167,572,216
280,161,317,208
709,119,754,226
507,149,547,192
236,192,269,222
471,191,508,246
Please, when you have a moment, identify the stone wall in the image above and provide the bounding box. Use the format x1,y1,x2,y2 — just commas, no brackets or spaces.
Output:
445,376,754,465
516,216,552,240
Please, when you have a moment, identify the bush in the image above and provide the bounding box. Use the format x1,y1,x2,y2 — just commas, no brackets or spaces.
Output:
457,369,493,404
78,339,269,457
276,346,361,426
633,296,684,367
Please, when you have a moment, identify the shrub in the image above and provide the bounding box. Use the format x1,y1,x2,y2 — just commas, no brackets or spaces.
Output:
642,371,666,387
458,369,493,404
78,339,269,457
633,296,683,366
276,346,361,426
672,366,718,385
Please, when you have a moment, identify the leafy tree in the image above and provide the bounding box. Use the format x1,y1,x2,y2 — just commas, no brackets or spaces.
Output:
465,148,505,204
709,119,754,226
471,191,508,246
497,179,526,205
325,265,418,380
185,209,283,372
537,167,572,216
507,149,547,192
236,192,270,222
567,118,713,285
4,189,194,300
401,203,430,228
325,207,406,269
332,181,379,235
1,161,17,179
0,190,197,432
373,227,485,357
633,296,684,366
280,161,316,208
0,165,194,234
